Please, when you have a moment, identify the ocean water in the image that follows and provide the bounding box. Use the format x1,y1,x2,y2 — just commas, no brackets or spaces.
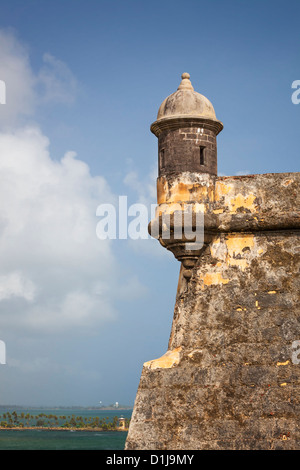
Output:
0,429,128,450
0,408,131,450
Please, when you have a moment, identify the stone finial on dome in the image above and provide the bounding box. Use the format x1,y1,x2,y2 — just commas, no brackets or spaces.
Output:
152,72,223,128
177,73,194,91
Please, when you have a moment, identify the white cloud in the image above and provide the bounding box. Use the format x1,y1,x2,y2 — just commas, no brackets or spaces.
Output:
0,29,78,128
0,125,120,333
0,271,36,301
0,29,36,126
0,29,148,335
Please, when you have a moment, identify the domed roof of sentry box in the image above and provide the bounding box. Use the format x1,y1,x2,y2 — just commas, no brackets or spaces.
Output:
155,73,220,122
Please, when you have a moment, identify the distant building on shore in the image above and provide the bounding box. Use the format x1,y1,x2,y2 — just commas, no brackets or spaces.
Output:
118,417,126,430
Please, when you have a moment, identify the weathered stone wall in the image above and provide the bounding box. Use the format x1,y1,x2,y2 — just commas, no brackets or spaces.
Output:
125,172,300,450
158,127,217,177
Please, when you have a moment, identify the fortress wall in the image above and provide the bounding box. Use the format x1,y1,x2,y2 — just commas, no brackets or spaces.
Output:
125,172,300,450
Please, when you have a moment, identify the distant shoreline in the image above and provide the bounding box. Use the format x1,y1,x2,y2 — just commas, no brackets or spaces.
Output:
0,409,131,432
0,406,132,411
0,426,128,432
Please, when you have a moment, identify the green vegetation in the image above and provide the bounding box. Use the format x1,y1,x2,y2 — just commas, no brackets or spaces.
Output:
0,411,130,431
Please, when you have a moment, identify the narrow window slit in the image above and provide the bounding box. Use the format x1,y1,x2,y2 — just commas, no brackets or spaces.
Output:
160,149,165,169
200,146,205,166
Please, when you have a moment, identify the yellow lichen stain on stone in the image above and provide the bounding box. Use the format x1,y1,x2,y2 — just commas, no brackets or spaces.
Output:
168,182,195,203
213,208,224,214
214,182,258,213
226,234,254,253
225,234,255,270
215,181,233,201
143,347,182,370
156,178,167,205
227,193,257,213
200,272,230,286
155,201,205,218
276,360,290,366
227,258,249,270
210,234,258,271
157,177,209,205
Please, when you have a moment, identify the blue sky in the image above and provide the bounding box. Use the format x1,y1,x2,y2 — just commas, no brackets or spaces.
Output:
0,0,298,407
